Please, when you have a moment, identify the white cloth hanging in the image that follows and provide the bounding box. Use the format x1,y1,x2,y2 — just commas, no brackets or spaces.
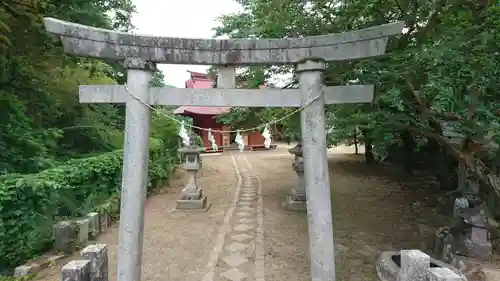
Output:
178,121,190,147
208,129,218,151
262,125,272,148
235,131,244,152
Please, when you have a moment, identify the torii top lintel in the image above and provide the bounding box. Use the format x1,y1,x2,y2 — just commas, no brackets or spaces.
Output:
43,18,404,66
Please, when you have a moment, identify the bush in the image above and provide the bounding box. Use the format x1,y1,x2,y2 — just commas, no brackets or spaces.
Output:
0,138,178,270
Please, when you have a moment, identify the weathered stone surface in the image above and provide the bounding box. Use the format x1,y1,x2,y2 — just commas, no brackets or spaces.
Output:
98,212,109,233
376,251,467,281
376,251,399,281
291,157,306,201
43,17,404,64
283,152,306,211
79,84,374,106
122,57,156,71
81,244,108,281
176,196,210,211
53,220,76,253
75,217,90,245
87,212,99,238
297,59,336,281
14,264,40,277
61,260,91,281
428,268,462,281
282,196,307,211
14,254,66,277
97,203,111,232
400,250,430,281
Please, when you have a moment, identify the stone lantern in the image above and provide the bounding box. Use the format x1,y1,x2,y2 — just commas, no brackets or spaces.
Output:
176,134,210,211
282,141,306,211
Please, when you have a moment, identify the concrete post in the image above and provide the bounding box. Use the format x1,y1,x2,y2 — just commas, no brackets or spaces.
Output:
296,59,336,281
81,244,109,281
116,58,154,281
61,260,91,281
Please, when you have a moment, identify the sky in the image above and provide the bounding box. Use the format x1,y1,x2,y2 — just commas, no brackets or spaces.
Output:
131,0,243,88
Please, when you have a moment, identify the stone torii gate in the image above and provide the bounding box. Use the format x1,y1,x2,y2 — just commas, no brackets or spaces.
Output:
44,18,403,281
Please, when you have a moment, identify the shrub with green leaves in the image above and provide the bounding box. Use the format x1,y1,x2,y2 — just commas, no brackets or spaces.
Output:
0,138,177,270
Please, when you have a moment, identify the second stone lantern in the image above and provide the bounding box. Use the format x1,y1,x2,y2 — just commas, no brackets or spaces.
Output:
282,141,306,211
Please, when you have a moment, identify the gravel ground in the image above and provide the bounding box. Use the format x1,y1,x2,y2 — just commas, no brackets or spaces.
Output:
32,144,498,281
33,154,238,281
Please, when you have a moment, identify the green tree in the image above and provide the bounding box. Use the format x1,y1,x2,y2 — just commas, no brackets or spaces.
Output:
213,0,500,193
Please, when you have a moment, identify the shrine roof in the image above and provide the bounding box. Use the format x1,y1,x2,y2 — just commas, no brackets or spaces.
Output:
174,70,226,116
173,106,231,116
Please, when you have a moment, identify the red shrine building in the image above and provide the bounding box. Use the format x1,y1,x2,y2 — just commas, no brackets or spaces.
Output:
173,71,268,152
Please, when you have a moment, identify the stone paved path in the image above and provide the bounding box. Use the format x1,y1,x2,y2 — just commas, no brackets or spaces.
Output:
203,154,265,281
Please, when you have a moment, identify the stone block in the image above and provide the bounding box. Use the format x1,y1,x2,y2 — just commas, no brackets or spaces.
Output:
400,249,430,281
428,268,462,281
81,244,108,281
107,198,120,221
53,220,77,253
176,196,211,211
376,250,467,281
61,260,91,281
14,264,40,277
291,189,306,202
98,213,109,233
465,239,492,261
75,218,90,245
13,254,66,277
97,203,111,232
282,196,307,212
87,212,99,238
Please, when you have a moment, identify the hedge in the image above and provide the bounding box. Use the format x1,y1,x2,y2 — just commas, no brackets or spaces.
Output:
0,138,178,270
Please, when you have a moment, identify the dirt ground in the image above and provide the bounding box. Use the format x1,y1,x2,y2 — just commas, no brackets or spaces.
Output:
246,145,450,281
31,144,490,281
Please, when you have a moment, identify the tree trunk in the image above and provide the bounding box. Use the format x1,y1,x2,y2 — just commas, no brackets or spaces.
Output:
401,129,415,175
361,130,375,164
354,130,359,155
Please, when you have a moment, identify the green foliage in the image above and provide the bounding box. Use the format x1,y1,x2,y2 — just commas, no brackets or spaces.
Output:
0,0,141,176
0,276,33,281
0,0,182,272
0,138,178,269
213,0,500,167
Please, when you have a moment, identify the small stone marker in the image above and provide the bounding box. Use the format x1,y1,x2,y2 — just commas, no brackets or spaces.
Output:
81,244,109,281
97,203,110,233
61,260,91,281
53,220,76,253
87,212,100,238
76,217,90,245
